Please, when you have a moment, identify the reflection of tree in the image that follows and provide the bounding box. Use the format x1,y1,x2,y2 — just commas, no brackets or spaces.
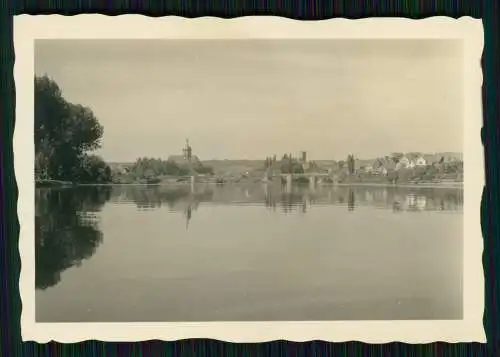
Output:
280,192,307,213
116,186,214,210
35,187,110,290
113,186,214,229
112,184,463,216
264,186,277,211
323,186,463,212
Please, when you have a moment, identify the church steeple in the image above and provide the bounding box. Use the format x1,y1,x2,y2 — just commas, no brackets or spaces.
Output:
183,139,192,162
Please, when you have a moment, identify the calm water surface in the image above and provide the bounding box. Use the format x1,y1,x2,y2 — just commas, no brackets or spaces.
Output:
35,183,463,321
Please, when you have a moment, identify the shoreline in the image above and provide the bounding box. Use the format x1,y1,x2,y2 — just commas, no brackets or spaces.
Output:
333,182,463,189
36,180,464,190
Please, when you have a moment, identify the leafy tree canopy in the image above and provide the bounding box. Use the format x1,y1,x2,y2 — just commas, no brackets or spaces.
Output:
35,75,110,183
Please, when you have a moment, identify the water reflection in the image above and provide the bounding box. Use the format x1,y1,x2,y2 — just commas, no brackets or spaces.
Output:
109,183,463,214
35,186,111,290
35,184,463,291
348,189,355,211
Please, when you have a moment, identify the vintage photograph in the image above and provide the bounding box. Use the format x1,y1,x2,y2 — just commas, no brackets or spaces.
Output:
34,38,465,322
16,16,484,343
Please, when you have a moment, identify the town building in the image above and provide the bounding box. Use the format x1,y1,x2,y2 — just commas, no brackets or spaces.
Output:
168,139,201,166
416,156,427,167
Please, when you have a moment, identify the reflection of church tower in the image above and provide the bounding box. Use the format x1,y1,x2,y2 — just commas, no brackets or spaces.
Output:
348,189,355,211
185,206,192,230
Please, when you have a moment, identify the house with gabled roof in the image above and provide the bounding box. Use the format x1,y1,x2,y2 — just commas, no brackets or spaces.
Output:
415,156,427,167
364,165,374,173
374,159,396,176
373,158,385,169
396,156,410,170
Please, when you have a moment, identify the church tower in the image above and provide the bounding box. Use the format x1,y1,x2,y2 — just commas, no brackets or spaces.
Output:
183,139,192,162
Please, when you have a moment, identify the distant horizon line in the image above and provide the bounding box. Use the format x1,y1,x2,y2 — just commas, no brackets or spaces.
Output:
104,151,463,164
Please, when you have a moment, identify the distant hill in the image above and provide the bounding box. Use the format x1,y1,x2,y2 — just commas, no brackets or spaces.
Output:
201,159,265,176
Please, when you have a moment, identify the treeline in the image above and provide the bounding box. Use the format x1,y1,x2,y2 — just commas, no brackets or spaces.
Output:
264,153,319,174
338,162,463,184
113,157,214,184
35,75,214,186
35,75,112,184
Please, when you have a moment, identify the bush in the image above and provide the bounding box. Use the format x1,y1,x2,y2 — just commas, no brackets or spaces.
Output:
194,165,214,175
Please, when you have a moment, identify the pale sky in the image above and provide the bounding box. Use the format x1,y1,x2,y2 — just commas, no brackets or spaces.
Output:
35,39,463,162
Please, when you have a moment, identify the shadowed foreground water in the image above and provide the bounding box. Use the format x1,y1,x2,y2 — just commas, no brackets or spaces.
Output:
35,183,463,322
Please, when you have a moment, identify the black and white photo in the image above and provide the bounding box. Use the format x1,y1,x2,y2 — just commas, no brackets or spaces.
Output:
15,15,485,343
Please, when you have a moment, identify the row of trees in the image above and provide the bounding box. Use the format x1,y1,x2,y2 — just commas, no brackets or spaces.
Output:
264,153,322,175
129,157,191,179
117,157,215,182
35,75,112,184
35,76,217,185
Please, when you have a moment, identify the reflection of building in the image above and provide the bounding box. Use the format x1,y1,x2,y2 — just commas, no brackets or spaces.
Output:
348,189,355,211
405,194,416,208
416,196,427,210
184,205,193,229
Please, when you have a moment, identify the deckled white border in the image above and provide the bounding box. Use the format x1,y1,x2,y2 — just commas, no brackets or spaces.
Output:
14,15,485,343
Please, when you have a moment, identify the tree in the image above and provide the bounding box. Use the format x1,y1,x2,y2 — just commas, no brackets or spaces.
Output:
391,153,404,163
76,155,112,184
386,170,399,184
347,154,355,175
194,164,214,175
121,157,211,181
35,75,105,182
264,156,273,169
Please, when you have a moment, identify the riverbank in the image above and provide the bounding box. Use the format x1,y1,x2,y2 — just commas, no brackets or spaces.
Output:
332,182,463,189
35,179,75,187
36,179,464,190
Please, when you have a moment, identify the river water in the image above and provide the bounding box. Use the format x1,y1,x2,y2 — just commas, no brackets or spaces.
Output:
35,183,463,322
